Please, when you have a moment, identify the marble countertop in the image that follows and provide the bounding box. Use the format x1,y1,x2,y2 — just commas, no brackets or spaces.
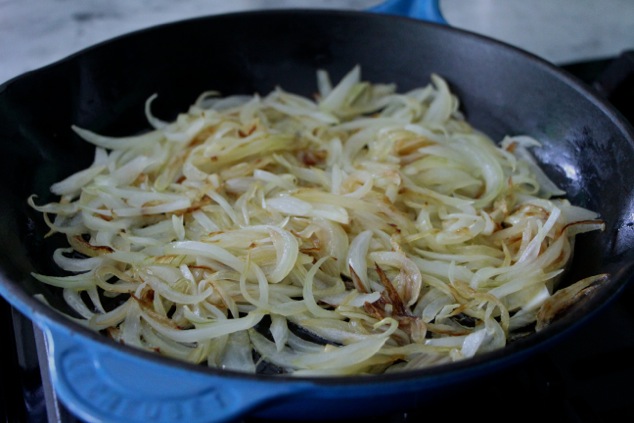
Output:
2,0,634,84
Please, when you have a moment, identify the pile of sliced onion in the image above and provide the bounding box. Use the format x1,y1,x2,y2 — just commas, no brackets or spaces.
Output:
28,66,605,376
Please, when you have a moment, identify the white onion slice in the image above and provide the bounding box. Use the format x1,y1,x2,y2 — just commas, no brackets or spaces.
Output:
27,67,604,377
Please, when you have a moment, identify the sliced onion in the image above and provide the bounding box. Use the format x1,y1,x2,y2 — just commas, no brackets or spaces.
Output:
27,66,605,377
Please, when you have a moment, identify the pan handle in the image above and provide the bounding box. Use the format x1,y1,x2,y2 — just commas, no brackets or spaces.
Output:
368,0,447,24
39,321,310,423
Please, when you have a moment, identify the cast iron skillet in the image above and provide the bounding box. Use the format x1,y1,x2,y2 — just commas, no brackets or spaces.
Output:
1,8,634,423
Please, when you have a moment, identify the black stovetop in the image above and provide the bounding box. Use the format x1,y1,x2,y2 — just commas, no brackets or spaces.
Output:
2,53,634,423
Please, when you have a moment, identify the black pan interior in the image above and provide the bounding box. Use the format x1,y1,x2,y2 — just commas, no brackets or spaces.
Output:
1,9,633,375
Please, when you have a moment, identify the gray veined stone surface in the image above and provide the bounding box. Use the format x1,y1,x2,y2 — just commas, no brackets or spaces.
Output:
1,0,633,84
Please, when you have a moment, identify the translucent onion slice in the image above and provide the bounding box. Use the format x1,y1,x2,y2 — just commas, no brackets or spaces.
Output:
27,66,606,377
